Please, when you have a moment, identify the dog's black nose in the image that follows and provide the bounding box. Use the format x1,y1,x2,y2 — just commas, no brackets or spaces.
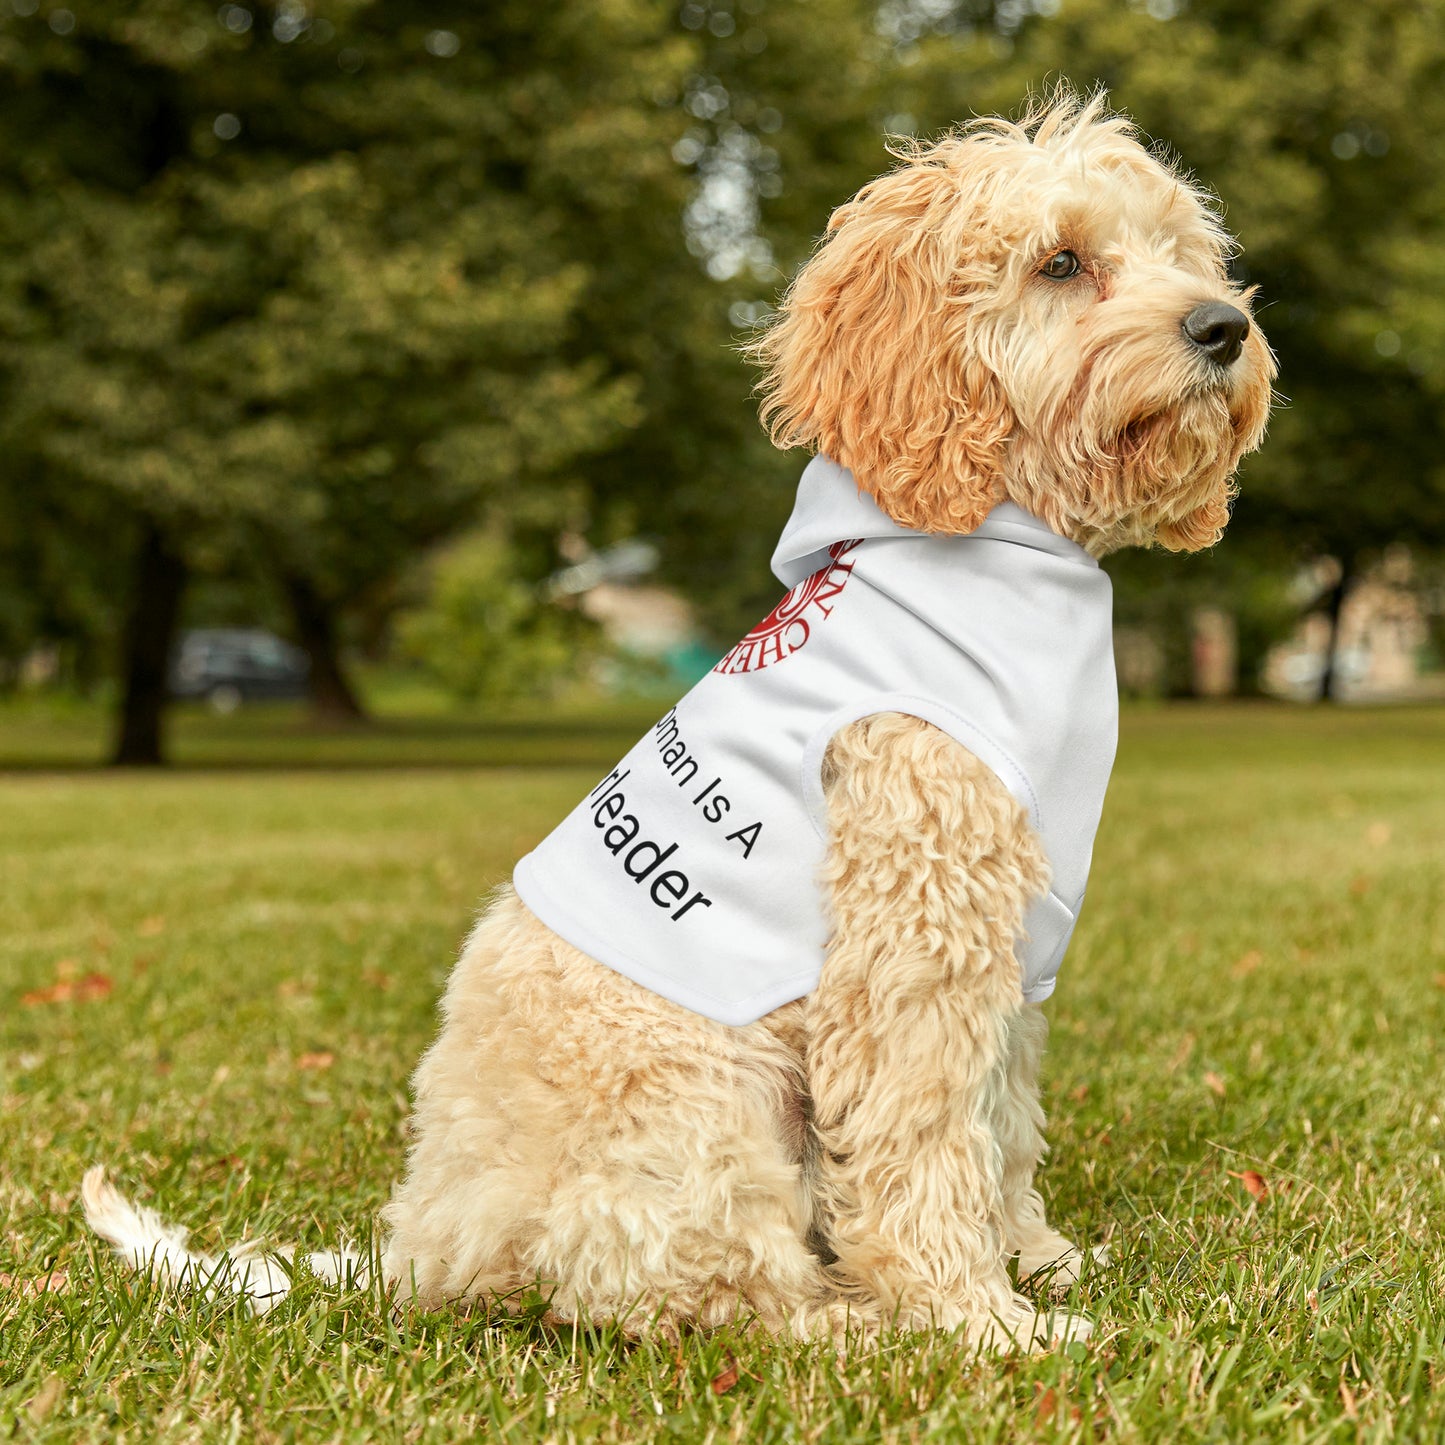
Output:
1182,302,1250,367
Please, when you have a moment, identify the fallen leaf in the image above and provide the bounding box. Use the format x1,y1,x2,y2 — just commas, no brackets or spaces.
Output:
1432,973,1445,990
295,1051,334,1071
0,1267,70,1299
21,982,70,1006
1034,1386,1058,1425
21,973,112,1007
1204,1071,1227,1098
138,915,166,937
710,1356,740,1395
1228,1169,1268,1200
1231,950,1263,978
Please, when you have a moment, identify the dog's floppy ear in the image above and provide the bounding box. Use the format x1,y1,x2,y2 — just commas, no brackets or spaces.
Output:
750,146,1013,534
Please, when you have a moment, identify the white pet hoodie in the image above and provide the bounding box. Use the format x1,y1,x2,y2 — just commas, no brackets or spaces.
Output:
513,456,1118,1026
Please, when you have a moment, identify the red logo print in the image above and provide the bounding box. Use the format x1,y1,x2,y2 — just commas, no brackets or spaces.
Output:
713,540,861,675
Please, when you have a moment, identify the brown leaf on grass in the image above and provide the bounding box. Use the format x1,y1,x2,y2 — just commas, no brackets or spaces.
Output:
138,915,166,937
1204,1071,1227,1098
21,973,113,1007
1229,1169,1269,1201
710,1356,740,1395
1034,1386,1058,1425
0,1267,70,1299
21,982,69,1007
295,1051,335,1071
1231,950,1263,978
1433,973,1445,990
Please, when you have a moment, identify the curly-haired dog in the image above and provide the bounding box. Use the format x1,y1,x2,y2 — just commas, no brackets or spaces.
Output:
85,92,1273,1350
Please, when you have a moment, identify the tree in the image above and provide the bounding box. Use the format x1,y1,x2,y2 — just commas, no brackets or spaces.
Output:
0,0,692,758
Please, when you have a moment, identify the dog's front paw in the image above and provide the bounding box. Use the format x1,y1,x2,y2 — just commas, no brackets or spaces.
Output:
1017,1239,1110,1294
970,1295,1093,1354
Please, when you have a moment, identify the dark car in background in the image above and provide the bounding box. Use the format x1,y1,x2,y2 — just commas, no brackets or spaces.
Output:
169,629,310,713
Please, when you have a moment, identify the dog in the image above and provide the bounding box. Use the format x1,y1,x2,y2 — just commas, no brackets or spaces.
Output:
85,90,1274,1351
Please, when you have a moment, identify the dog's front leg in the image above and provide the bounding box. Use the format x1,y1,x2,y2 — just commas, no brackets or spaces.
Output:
806,713,1088,1350
994,1004,1094,1289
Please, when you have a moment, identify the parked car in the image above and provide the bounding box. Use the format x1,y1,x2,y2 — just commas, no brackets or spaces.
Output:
169,629,310,712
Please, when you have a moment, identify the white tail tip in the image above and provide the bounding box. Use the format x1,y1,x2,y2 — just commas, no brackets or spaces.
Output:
81,1166,368,1314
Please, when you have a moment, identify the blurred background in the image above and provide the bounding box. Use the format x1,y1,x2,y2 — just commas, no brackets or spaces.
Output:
2,0,1444,767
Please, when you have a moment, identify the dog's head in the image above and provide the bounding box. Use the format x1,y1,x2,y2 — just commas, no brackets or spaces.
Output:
752,90,1275,553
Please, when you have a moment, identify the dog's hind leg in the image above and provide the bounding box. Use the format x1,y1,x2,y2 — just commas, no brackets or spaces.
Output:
383,890,836,1339
804,714,1090,1351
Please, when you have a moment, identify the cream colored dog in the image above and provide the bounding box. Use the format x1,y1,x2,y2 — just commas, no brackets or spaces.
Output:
85,92,1273,1351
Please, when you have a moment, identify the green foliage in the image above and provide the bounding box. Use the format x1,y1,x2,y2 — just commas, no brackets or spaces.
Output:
5,0,1445,703
2,703,1444,1439
0,1,687,614
396,532,599,705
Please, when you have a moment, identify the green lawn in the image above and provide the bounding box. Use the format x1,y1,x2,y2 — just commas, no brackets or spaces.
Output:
2,702,1443,1442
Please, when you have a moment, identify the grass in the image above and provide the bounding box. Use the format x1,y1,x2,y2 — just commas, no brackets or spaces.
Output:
1,699,1443,1442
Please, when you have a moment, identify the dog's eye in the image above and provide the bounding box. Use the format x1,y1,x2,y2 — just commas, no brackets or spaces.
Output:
1041,250,1082,280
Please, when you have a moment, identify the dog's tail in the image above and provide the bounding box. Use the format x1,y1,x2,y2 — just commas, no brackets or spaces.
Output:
81,1166,368,1315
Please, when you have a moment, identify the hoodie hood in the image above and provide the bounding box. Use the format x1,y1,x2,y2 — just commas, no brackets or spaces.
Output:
771,455,1098,588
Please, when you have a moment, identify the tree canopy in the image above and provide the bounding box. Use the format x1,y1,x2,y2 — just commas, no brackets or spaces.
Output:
2,1,1442,752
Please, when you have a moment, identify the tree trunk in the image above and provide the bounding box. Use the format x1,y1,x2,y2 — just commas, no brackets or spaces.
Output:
1316,553,1355,703
111,523,187,766
284,573,367,724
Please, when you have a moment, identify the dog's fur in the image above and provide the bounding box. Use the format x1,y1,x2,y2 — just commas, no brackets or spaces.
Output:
85,92,1274,1350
